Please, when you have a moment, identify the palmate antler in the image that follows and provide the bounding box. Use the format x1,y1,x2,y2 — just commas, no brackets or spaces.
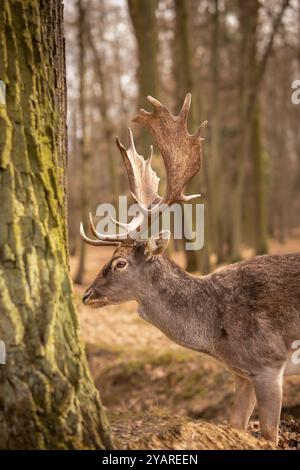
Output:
80,93,206,245
133,93,206,207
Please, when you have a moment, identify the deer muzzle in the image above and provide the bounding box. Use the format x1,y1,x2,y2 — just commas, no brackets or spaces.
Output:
82,288,108,308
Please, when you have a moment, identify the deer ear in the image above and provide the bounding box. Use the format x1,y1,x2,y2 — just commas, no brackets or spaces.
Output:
145,230,170,259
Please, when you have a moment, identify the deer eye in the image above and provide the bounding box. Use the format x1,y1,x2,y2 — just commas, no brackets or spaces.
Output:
115,259,127,270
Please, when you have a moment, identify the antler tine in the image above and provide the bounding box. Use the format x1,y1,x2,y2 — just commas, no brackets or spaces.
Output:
180,193,201,202
147,95,168,112
194,120,208,139
111,129,161,234
116,128,160,206
178,92,191,124
127,127,136,152
147,96,161,107
110,211,145,232
131,108,151,125
80,222,120,247
88,212,129,241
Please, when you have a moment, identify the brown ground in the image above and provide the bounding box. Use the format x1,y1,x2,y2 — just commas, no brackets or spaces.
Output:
70,232,300,450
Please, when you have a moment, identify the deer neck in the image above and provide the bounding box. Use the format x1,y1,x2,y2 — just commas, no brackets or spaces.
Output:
136,256,219,356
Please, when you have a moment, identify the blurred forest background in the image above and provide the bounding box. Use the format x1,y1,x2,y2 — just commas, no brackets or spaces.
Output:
65,0,300,283
64,1,300,445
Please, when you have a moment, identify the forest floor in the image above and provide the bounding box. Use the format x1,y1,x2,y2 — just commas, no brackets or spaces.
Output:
70,232,300,450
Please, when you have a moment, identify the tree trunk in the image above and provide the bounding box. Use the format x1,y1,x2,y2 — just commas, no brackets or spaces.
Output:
229,0,258,261
173,0,209,273
0,0,113,449
209,0,225,263
74,0,89,285
86,22,120,205
252,102,268,254
127,0,159,154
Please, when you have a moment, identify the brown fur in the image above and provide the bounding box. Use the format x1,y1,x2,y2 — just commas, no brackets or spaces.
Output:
83,245,300,443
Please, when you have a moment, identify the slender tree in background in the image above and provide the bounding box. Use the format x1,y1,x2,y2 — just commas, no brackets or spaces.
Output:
0,0,113,449
86,14,120,205
265,46,295,244
209,0,225,262
252,101,268,255
67,101,80,256
241,1,268,254
74,0,90,284
238,0,268,256
127,0,159,153
173,0,210,273
229,0,259,261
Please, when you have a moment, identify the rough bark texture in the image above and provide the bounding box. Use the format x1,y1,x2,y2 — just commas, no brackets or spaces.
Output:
0,0,113,449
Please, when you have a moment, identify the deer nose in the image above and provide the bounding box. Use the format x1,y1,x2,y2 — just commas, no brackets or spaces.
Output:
82,288,94,304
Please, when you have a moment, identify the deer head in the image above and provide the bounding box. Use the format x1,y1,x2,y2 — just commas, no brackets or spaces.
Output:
81,94,206,308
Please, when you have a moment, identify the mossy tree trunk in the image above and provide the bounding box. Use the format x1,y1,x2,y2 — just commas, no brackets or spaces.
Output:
0,0,113,449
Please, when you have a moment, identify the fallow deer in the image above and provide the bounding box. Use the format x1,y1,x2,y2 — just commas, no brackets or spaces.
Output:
80,94,300,444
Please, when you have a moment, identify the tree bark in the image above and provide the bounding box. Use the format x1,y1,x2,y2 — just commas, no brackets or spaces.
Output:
0,0,113,449
252,102,268,254
127,0,159,154
209,0,225,263
173,0,210,273
74,0,89,285
229,0,258,261
86,21,120,205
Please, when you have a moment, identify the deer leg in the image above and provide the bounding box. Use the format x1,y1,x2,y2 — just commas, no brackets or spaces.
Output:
230,375,256,430
251,367,283,443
